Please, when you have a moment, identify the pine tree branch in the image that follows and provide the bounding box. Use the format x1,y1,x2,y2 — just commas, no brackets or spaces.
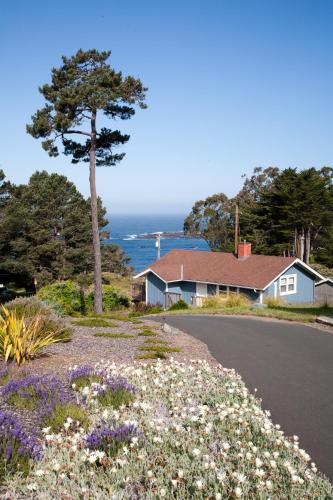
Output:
65,130,92,137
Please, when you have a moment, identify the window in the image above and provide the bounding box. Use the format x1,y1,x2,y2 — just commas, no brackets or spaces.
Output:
279,274,297,295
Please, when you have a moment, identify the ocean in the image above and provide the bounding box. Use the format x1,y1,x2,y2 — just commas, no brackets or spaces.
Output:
103,214,209,273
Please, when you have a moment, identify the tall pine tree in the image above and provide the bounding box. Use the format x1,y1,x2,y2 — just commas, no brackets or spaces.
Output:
27,49,147,312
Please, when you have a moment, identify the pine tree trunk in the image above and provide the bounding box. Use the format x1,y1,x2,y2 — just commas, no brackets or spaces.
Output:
305,227,311,265
89,110,103,314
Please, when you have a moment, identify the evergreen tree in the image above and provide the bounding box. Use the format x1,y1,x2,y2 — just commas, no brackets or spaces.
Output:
27,49,147,312
184,194,234,251
0,171,131,286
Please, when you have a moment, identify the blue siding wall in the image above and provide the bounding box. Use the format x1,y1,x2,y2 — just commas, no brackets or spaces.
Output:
264,264,315,304
146,272,166,306
168,281,196,305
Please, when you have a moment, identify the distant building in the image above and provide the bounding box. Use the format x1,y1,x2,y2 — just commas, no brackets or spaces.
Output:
315,278,333,305
134,242,324,308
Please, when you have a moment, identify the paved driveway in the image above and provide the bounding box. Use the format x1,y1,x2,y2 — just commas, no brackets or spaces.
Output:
152,315,333,480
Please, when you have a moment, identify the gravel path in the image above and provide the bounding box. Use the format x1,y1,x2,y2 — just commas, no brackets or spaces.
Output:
0,317,216,379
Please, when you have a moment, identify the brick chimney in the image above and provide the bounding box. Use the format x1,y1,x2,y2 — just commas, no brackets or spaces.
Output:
237,241,251,259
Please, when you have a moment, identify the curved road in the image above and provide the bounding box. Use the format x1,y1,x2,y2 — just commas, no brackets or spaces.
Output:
152,315,333,480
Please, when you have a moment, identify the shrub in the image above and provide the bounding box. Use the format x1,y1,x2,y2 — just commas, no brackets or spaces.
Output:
85,422,139,459
0,307,71,366
168,299,189,311
6,297,55,318
85,285,130,312
202,294,227,308
0,411,42,481
43,403,89,432
5,297,71,344
264,296,286,308
225,293,250,308
130,302,163,316
37,281,84,315
69,366,103,390
96,377,136,408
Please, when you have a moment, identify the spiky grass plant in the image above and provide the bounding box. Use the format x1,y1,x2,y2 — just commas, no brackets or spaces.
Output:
0,307,71,366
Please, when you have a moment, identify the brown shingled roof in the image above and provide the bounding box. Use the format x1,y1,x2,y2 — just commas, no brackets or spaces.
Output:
144,249,297,289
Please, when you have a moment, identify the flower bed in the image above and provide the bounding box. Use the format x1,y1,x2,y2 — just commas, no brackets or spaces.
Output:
2,360,333,498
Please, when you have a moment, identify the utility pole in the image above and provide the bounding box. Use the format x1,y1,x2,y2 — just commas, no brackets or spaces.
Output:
234,203,239,254
156,233,161,259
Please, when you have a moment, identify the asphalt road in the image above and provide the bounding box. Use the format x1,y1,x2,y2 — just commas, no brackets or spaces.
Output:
152,315,333,480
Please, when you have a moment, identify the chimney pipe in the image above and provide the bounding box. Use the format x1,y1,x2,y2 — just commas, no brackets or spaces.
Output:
237,241,252,259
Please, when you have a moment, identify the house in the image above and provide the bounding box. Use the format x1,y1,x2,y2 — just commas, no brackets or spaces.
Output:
315,278,333,305
134,242,324,308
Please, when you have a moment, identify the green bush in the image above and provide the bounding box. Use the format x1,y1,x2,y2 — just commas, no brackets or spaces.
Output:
43,403,89,432
168,299,189,311
37,281,84,315
85,285,130,312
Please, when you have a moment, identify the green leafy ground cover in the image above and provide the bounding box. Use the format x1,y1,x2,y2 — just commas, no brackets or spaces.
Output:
2,360,332,498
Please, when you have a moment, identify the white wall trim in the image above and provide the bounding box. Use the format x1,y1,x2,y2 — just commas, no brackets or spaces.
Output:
145,275,148,304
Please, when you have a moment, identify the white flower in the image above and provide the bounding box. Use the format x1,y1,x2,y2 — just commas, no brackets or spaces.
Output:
27,483,38,491
234,486,242,498
42,427,51,434
192,448,201,457
178,469,184,478
35,469,45,477
255,458,263,467
147,470,154,478
160,489,166,497
195,480,203,490
266,480,273,490
270,460,277,469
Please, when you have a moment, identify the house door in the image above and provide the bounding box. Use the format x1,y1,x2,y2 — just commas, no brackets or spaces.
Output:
196,283,207,297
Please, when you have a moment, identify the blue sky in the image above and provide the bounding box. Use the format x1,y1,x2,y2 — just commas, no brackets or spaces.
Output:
1,0,332,214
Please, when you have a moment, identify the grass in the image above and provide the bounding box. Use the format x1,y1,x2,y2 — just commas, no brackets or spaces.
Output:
137,329,158,337
93,332,136,339
143,338,170,345
138,345,182,353
135,351,168,360
157,304,333,323
72,319,116,328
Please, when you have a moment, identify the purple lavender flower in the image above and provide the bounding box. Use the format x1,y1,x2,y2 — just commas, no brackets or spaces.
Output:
101,376,136,395
69,365,96,384
1,374,74,419
85,421,139,457
0,410,42,479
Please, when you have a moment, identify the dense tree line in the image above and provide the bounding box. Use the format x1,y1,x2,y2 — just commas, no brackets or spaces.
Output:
0,170,131,287
184,167,333,267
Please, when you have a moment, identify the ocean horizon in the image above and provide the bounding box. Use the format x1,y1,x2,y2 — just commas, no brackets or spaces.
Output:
104,214,209,273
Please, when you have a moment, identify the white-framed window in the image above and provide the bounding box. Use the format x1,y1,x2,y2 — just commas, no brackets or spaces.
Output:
279,274,297,295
